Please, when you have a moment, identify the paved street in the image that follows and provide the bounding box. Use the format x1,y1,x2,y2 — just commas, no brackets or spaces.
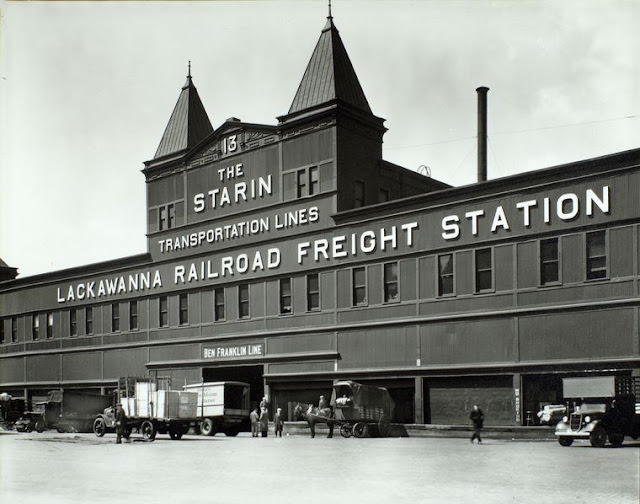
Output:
1,430,638,504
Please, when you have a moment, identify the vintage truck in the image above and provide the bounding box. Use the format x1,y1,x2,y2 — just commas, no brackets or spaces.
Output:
93,377,197,441
555,376,640,447
0,393,26,430
183,381,250,436
14,390,110,433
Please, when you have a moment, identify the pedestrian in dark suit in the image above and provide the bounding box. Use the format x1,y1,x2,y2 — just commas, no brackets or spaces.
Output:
273,407,284,437
470,404,484,443
115,403,127,444
259,407,269,437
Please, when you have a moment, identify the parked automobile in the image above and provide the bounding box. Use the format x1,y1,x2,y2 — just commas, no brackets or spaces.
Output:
537,404,567,425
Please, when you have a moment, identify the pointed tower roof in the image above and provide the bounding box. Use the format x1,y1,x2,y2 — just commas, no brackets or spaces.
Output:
286,12,372,118
154,63,213,159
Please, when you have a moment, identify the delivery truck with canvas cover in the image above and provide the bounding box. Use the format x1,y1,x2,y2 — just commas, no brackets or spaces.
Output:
93,377,198,441
183,381,250,436
555,376,640,447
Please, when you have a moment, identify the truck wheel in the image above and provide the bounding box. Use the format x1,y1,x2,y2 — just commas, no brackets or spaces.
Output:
200,418,217,436
340,423,353,438
93,417,106,437
35,420,45,433
608,432,624,447
224,428,239,437
590,426,607,448
558,438,573,447
141,420,156,441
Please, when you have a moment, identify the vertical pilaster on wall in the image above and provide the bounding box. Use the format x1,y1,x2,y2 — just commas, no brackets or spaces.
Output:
263,364,270,404
513,373,522,426
23,387,30,409
414,376,424,424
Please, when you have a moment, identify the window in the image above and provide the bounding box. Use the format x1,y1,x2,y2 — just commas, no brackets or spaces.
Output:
475,248,493,292
214,288,225,322
46,312,54,339
379,188,390,203
159,206,167,231
296,166,320,198
383,262,399,303
586,230,607,280
111,303,120,332
352,267,367,306
159,296,168,327
307,274,320,311
438,254,454,296
540,238,559,285
238,284,250,319
280,278,292,314
70,309,78,336
309,166,319,195
179,294,189,325
32,315,40,340
158,203,176,231
85,307,93,335
0,320,4,343
11,317,17,343
129,301,138,330
354,180,365,208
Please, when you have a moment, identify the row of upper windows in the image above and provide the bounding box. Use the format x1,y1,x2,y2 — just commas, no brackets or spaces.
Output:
0,230,611,344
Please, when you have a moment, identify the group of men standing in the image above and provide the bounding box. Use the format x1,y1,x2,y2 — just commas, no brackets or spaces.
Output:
249,396,284,438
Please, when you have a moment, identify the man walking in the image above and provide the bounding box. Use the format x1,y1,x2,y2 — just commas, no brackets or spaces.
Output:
115,402,127,444
470,404,484,444
273,407,284,437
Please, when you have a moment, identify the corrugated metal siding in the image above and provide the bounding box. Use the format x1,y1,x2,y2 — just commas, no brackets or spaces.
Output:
611,226,633,278
519,308,635,361
420,318,515,365
103,348,148,379
268,332,335,355
0,356,24,383
338,326,416,369
62,352,101,381
27,354,59,382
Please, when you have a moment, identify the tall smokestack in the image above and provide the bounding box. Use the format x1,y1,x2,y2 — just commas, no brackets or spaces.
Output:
476,86,489,183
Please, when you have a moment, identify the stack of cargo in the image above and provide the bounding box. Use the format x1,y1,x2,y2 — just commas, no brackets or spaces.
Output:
135,381,157,417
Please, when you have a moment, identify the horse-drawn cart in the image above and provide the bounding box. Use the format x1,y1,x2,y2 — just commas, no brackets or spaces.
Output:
298,380,395,438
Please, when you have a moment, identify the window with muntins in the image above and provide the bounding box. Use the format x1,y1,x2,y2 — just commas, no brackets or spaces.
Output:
159,296,168,327
383,262,399,303
239,284,250,319
214,288,225,321
438,254,454,296
307,274,320,311
129,301,138,330
540,238,559,285
111,303,120,332
280,278,292,314
46,313,54,339
475,248,493,292
586,230,607,280
179,294,189,325
70,309,77,336
352,267,367,306
32,315,39,340
85,307,93,335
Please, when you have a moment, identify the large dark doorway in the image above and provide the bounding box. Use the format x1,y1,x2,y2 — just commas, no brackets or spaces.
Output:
203,365,264,410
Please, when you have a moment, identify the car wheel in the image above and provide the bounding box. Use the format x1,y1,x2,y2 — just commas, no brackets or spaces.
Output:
558,437,573,447
590,426,607,448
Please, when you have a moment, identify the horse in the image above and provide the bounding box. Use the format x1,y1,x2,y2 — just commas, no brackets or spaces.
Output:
292,402,334,438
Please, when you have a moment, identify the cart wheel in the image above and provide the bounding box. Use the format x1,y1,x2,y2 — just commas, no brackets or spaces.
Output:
340,423,353,438
35,420,45,433
141,420,156,441
353,423,367,438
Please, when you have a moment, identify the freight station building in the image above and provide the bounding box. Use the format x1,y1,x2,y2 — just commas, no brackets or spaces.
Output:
2,12,639,427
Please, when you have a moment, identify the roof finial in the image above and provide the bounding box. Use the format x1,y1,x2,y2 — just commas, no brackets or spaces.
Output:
188,60,192,79
328,0,332,19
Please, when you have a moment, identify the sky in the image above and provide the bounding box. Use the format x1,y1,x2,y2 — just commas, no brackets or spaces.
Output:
0,0,638,278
